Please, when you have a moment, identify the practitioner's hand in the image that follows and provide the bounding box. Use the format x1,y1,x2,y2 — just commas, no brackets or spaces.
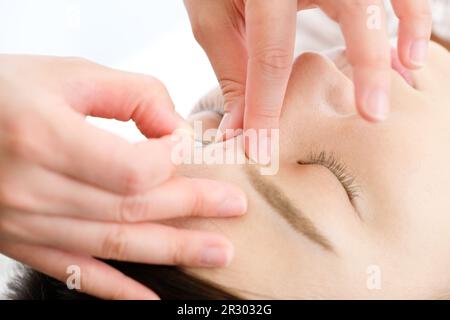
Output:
185,0,432,141
0,55,247,299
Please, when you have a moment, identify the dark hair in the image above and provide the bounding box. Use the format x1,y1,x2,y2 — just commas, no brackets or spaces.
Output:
6,260,239,300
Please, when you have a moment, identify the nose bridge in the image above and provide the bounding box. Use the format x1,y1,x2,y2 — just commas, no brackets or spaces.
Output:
280,52,355,132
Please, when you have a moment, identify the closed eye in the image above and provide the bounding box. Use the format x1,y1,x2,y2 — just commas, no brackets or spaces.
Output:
297,151,360,202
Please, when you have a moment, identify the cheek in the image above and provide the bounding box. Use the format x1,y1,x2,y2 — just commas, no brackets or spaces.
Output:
342,121,450,235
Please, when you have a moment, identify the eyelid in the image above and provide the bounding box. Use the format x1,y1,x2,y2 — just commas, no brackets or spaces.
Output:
297,151,360,202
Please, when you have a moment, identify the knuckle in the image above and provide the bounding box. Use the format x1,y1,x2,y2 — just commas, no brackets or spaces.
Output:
0,219,12,241
253,48,293,76
3,116,39,159
0,213,9,236
168,229,186,265
188,185,204,217
189,14,216,45
0,184,15,209
191,22,206,44
0,211,19,240
0,181,22,210
101,226,129,260
141,75,167,94
219,78,245,102
189,8,239,46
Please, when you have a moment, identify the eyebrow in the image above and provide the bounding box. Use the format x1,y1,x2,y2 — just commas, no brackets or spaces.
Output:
244,166,334,252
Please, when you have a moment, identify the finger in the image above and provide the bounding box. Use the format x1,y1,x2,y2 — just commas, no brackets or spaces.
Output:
62,59,185,138
243,0,297,163
185,0,247,140
0,241,158,300
5,164,247,221
391,0,432,69
244,0,297,132
26,108,181,194
107,176,247,222
331,0,391,122
1,213,234,268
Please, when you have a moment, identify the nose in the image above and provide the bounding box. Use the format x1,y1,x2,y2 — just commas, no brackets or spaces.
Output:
280,51,356,133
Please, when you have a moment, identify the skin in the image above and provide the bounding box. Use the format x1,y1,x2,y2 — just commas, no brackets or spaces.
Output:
184,0,432,156
176,42,450,299
0,55,248,300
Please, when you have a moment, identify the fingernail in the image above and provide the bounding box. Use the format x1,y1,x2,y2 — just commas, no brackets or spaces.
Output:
410,39,428,67
217,195,247,217
215,113,232,142
248,131,272,165
200,246,232,267
259,133,272,166
364,88,389,121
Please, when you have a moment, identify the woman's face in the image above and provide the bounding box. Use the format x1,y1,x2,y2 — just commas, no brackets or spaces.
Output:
177,42,450,299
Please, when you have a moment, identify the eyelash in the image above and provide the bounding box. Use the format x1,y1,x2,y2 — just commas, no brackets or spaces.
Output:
298,151,360,202
197,139,359,201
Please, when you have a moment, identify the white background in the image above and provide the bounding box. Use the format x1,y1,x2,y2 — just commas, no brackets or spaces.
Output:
0,0,218,140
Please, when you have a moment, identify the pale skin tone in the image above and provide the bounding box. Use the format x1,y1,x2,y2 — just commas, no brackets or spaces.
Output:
0,55,248,300
176,42,450,299
0,0,433,300
184,0,433,147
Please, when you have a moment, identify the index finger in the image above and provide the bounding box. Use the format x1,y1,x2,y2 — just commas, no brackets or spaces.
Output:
244,0,297,132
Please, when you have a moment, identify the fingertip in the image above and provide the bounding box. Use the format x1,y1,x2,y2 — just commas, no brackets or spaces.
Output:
140,290,161,301
216,192,248,217
361,88,390,122
403,39,429,69
199,237,234,268
354,71,391,122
